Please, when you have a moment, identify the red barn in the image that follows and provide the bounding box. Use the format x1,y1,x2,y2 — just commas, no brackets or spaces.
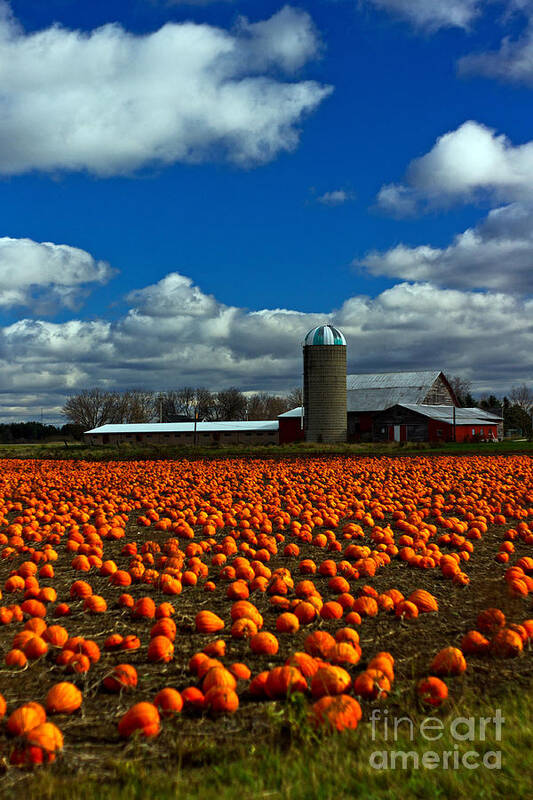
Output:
347,370,458,441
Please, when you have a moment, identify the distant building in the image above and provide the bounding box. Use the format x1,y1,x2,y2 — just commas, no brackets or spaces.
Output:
84,421,278,446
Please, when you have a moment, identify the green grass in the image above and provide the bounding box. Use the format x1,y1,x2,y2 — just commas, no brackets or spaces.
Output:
6,687,532,800
0,439,531,461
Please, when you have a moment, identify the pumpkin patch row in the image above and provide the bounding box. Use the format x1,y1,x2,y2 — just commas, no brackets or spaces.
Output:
0,455,531,767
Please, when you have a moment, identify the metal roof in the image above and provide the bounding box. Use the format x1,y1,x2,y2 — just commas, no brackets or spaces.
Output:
347,370,442,390
472,408,504,420
346,370,444,411
396,404,502,425
304,325,346,346
278,407,303,418
85,421,279,434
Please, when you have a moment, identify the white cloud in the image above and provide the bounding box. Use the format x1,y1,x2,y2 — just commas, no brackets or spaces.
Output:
365,0,481,31
459,22,533,83
316,189,354,205
235,7,322,73
364,0,533,86
375,183,417,216
359,203,533,291
0,4,331,176
376,121,533,214
0,237,113,313
1,269,532,420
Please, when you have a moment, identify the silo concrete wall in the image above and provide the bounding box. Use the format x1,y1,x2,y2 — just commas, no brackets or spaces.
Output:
304,345,347,443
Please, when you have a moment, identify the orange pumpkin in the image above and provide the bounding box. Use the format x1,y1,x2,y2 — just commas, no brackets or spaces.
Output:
490,628,523,658
461,630,490,655
310,695,362,731
46,682,83,714
250,631,279,656
477,608,506,634
430,647,467,676
417,676,448,706
304,631,336,658
276,612,300,634
265,666,307,699
118,702,160,738
7,704,46,737
103,664,138,692
353,669,391,700
408,589,438,613
202,667,237,693
204,687,239,714
310,666,351,698
131,596,156,619
147,636,174,663
195,610,225,633
154,688,183,716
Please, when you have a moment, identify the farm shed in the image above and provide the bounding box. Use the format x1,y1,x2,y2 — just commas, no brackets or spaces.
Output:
84,421,279,446
372,404,502,443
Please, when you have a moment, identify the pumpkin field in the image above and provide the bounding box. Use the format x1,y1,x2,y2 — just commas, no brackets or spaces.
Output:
0,454,532,798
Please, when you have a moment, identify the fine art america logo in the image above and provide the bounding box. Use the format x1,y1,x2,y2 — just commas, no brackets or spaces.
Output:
369,709,504,770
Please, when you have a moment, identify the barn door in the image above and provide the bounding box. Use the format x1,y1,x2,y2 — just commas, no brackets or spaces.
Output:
394,425,401,442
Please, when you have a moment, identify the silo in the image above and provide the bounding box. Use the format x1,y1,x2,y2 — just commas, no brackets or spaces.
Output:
303,324,347,443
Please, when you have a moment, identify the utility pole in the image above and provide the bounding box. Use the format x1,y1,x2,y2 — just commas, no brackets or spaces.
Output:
453,405,456,442
301,361,304,432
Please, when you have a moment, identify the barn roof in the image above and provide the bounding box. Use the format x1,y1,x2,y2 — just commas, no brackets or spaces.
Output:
85,421,278,434
395,404,502,425
346,370,444,412
278,407,303,418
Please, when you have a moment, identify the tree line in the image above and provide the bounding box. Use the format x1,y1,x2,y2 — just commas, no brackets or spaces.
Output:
0,422,82,444
62,387,303,430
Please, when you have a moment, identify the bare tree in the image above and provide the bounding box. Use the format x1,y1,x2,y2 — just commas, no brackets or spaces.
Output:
62,389,118,429
155,389,196,421
509,383,533,413
246,393,290,420
63,388,156,427
195,388,216,421
215,388,247,420
123,390,156,423
155,391,179,422
446,375,473,407
177,387,196,418
286,387,303,409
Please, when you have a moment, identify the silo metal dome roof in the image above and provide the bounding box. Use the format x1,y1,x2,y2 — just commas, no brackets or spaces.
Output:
304,324,346,346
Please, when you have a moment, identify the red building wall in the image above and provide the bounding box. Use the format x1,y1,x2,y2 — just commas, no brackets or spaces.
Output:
279,417,305,444
427,420,498,442
454,423,498,442
359,413,374,434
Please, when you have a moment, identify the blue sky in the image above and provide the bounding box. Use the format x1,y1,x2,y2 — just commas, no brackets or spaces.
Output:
0,0,532,420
